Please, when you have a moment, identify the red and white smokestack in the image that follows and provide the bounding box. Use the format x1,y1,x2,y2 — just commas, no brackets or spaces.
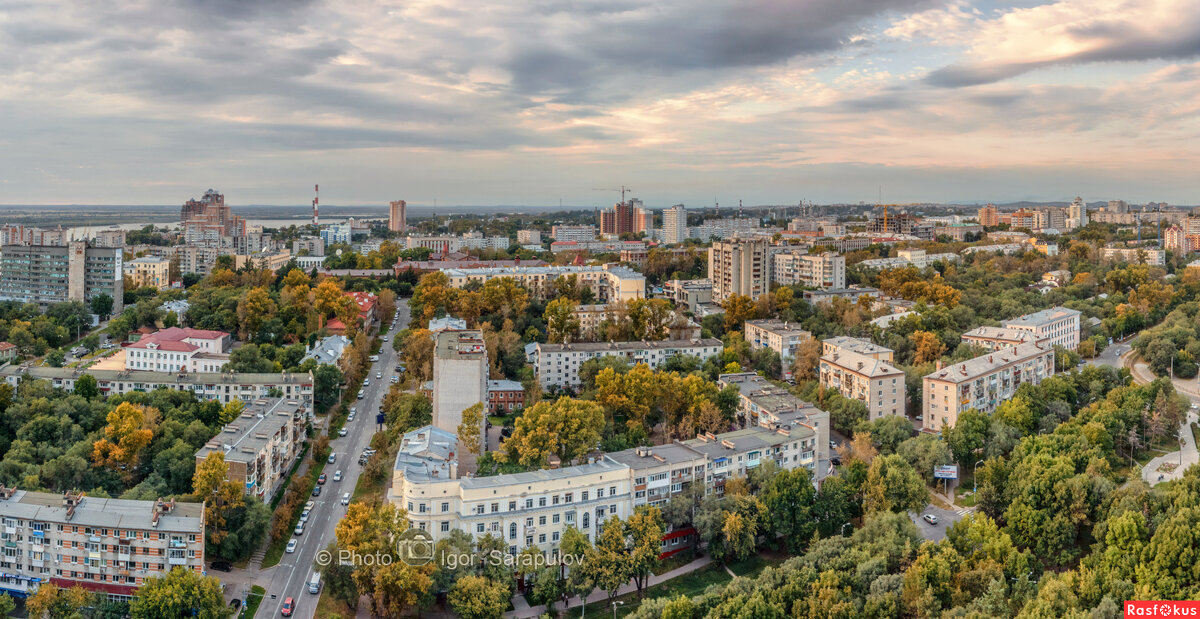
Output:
312,184,320,226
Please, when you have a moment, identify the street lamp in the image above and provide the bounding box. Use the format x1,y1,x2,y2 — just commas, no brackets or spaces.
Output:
841,522,852,537
612,600,624,619
973,459,983,494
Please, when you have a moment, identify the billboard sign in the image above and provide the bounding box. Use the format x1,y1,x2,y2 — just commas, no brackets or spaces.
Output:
933,465,958,480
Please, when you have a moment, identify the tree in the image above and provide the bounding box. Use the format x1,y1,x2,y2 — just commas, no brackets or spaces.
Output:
92,401,158,480
45,349,65,367
313,364,344,413
868,415,914,454
627,506,665,597
335,502,434,618
561,526,595,610
910,330,946,364
544,297,581,343
236,286,277,340
91,293,114,318
314,278,347,321
721,509,759,563
760,467,817,552
589,516,632,603
192,451,247,549
722,294,756,331
130,567,227,619
220,399,246,425
74,373,99,399
790,337,823,381
863,454,928,514
896,434,953,485
945,408,989,467
448,575,509,619
457,402,484,457
498,397,604,467
0,593,14,619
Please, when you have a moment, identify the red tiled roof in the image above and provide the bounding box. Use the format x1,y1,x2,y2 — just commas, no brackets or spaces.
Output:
127,327,229,350
0,342,15,351
344,291,377,315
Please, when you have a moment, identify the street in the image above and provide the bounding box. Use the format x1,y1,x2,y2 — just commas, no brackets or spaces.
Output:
909,504,970,542
1085,339,1129,371
255,300,410,619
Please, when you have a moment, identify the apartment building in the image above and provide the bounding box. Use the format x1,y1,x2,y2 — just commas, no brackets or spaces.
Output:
664,279,712,313
0,488,203,601
743,320,811,361
935,224,984,241
388,200,407,234
661,205,688,245
717,372,831,467
821,336,895,362
923,341,1056,432
802,286,881,306
0,366,313,407
0,241,124,314
709,238,771,303
819,349,906,421
232,250,292,272
175,245,221,277
550,241,646,254
682,425,818,494
486,380,524,414
771,251,846,289
550,225,596,242
1003,306,1081,351
1101,246,1166,266
607,444,707,510
432,330,488,470
194,399,307,502
961,326,1041,351
442,265,645,303
126,256,171,290
124,327,231,373
516,230,542,245
532,339,722,389
181,189,246,247
292,236,325,257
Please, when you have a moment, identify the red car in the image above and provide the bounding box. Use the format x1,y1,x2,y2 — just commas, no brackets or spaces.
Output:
281,597,294,616
317,474,327,485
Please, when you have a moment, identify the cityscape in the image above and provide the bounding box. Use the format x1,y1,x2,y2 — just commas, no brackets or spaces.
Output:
2,1,1200,619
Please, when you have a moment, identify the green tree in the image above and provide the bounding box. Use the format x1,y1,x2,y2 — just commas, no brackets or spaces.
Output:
544,297,581,343
74,374,99,399
448,575,509,619
760,467,816,552
0,593,14,619
129,567,228,619
896,434,953,485
561,526,595,609
945,408,989,468
868,415,914,454
863,454,928,514
91,293,114,318
590,515,632,603
498,397,604,467
313,364,343,413
457,402,484,457
627,506,665,597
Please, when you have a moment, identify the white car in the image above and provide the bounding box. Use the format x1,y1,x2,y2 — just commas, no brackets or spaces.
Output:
286,539,297,553
304,501,315,511
363,379,370,387
333,470,343,482
300,509,310,523
381,336,388,342
338,428,348,437
294,523,304,536
376,372,382,379
350,407,357,415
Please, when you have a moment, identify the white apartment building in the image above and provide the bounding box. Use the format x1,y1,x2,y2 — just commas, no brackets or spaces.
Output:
1003,306,1081,351
709,238,771,303
662,205,688,245
743,319,811,361
1101,246,1166,266
550,225,597,242
532,339,722,389
961,326,1041,352
0,366,314,407
0,489,204,601
772,251,846,289
858,249,960,270
718,372,831,467
821,336,895,362
124,327,231,373
516,230,542,245
442,265,645,303
923,341,1056,432
819,349,907,421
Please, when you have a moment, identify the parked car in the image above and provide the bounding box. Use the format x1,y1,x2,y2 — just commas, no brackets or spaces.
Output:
305,501,315,511
328,453,336,464
317,474,326,485
381,336,388,342
300,509,310,523
333,470,343,482
338,428,347,437
293,523,304,536
923,514,939,525
356,390,364,399
312,485,321,497
286,539,297,553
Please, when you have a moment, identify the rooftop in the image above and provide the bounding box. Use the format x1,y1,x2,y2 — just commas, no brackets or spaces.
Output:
1003,306,1082,329
683,425,814,459
821,349,904,378
442,264,644,280
823,336,894,357
126,327,228,352
0,365,313,386
926,341,1052,384
744,319,811,336
0,490,203,533
487,379,524,392
606,443,705,469
435,330,487,360
462,458,627,489
537,338,721,353
196,399,305,464
393,426,458,482
962,326,1038,343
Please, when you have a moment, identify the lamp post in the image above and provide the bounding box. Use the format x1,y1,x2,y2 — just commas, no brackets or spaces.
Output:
973,459,983,494
841,522,852,537
612,600,624,619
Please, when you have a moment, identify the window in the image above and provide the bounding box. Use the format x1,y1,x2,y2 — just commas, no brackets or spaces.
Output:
552,514,560,524
441,522,450,532
552,495,560,505
538,516,546,526
582,513,590,528
596,488,603,498
476,524,485,533
525,499,533,509
526,536,533,546
491,503,499,513
581,491,589,502
508,501,516,511
509,523,517,539
538,534,546,544
538,497,546,507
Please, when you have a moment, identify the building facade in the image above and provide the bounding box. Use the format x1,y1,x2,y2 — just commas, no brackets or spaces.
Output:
432,330,488,469
532,339,722,389
124,327,231,373
1002,307,1081,351
819,350,907,421
662,205,687,245
923,342,1056,432
442,265,645,303
388,200,407,233
194,398,307,502
550,225,596,242
771,251,846,289
1101,246,1166,266
126,257,171,290
709,238,771,303
0,241,124,314
743,320,811,361
0,366,313,407
0,489,204,601
960,326,1041,351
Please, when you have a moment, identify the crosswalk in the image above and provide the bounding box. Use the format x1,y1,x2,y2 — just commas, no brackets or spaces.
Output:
954,507,977,517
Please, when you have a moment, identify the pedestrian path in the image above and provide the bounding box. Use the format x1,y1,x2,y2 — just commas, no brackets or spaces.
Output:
505,555,714,618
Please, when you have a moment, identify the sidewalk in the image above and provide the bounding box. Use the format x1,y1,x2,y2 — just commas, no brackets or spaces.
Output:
505,555,714,619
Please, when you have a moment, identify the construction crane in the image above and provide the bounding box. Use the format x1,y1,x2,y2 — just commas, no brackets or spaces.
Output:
875,204,908,234
592,186,632,206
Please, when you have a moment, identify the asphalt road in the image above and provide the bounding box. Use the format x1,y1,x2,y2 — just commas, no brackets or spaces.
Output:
261,301,410,619
1085,339,1129,370
909,504,969,542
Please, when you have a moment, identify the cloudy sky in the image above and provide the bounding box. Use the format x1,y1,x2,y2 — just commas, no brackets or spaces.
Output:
2,0,1199,208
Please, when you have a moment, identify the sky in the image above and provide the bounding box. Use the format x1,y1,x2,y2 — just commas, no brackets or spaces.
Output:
1,0,1199,208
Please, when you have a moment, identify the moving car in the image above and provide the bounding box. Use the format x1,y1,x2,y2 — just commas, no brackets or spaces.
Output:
356,390,364,400
341,492,351,505
922,514,939,525
286,539,297,553
333,470,343,482
363,379,369,386
376,372,382,379
281,597,294,616
328,453,336,464
338,428,348,437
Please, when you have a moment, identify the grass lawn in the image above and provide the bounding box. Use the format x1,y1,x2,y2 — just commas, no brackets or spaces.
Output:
242,585,266,619
316,587,356,619
1192,422,1199,449
726,554,784,578
565,563,732,618
954,484,978,508
652,549,695,575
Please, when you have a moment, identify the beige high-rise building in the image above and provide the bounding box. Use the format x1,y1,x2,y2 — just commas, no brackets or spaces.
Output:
709,238,771,303
127,256,171,289
978,203,999,227
389,200,408,233
662,204,687,245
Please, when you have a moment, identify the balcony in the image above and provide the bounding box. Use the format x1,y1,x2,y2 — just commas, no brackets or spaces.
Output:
167,556,188,566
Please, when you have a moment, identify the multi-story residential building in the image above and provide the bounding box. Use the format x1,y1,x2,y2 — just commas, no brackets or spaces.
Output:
1003,306,1081,351
633,206,654,237
320,223,352,245
194,398,307,502
292,236,325,257
516,230,542,245
598,200,636,237
549,240,645,254
607,444,707,510
532,338,722,389
124,327,231,373
0,366,313,407
388,200,407,233
819,350,907,421
0,241,124,314
92,229,127,248
664,279,712,313
858,249,960,270
231,250,291,272
682,425,818,494
743,320,811,361
717,373,831,465
0,488,204,601
486,380,524,414
802,286,881,306
662,205,687,245
442,265,645,302
173,245,221,277
691,218,763,241
977,203,999,227
936,223,984,241
923,342,1055,432
550,225,596,242
1067,196,1089,229
709,238,771,303
821,336,895,362
181,189,246,247
126,256,171,290
1000,208,1041,230
432,330,488,468
1102,246,1166,266
771,251,846,289
961,326,1041,351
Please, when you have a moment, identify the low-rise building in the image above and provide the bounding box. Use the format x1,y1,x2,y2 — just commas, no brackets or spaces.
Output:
486,380,525,414
819,350,907,421
664,279,712,313
935,224,984,241
194,398,307,502
821,336,894,362
516,230,542,245
802,287,880,305
922,342,1056,432
124,327,231,373
126,256,172,290
682,425,819,494
301,335,351,366
961,326,1041,351
0,488,204,601
532,339,722,389
232,250,292,272
858,249,960,270
0,366,313,406
1003,306,1081,351
0,342,16,363
743,320,811,361
1102,246,1166,266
